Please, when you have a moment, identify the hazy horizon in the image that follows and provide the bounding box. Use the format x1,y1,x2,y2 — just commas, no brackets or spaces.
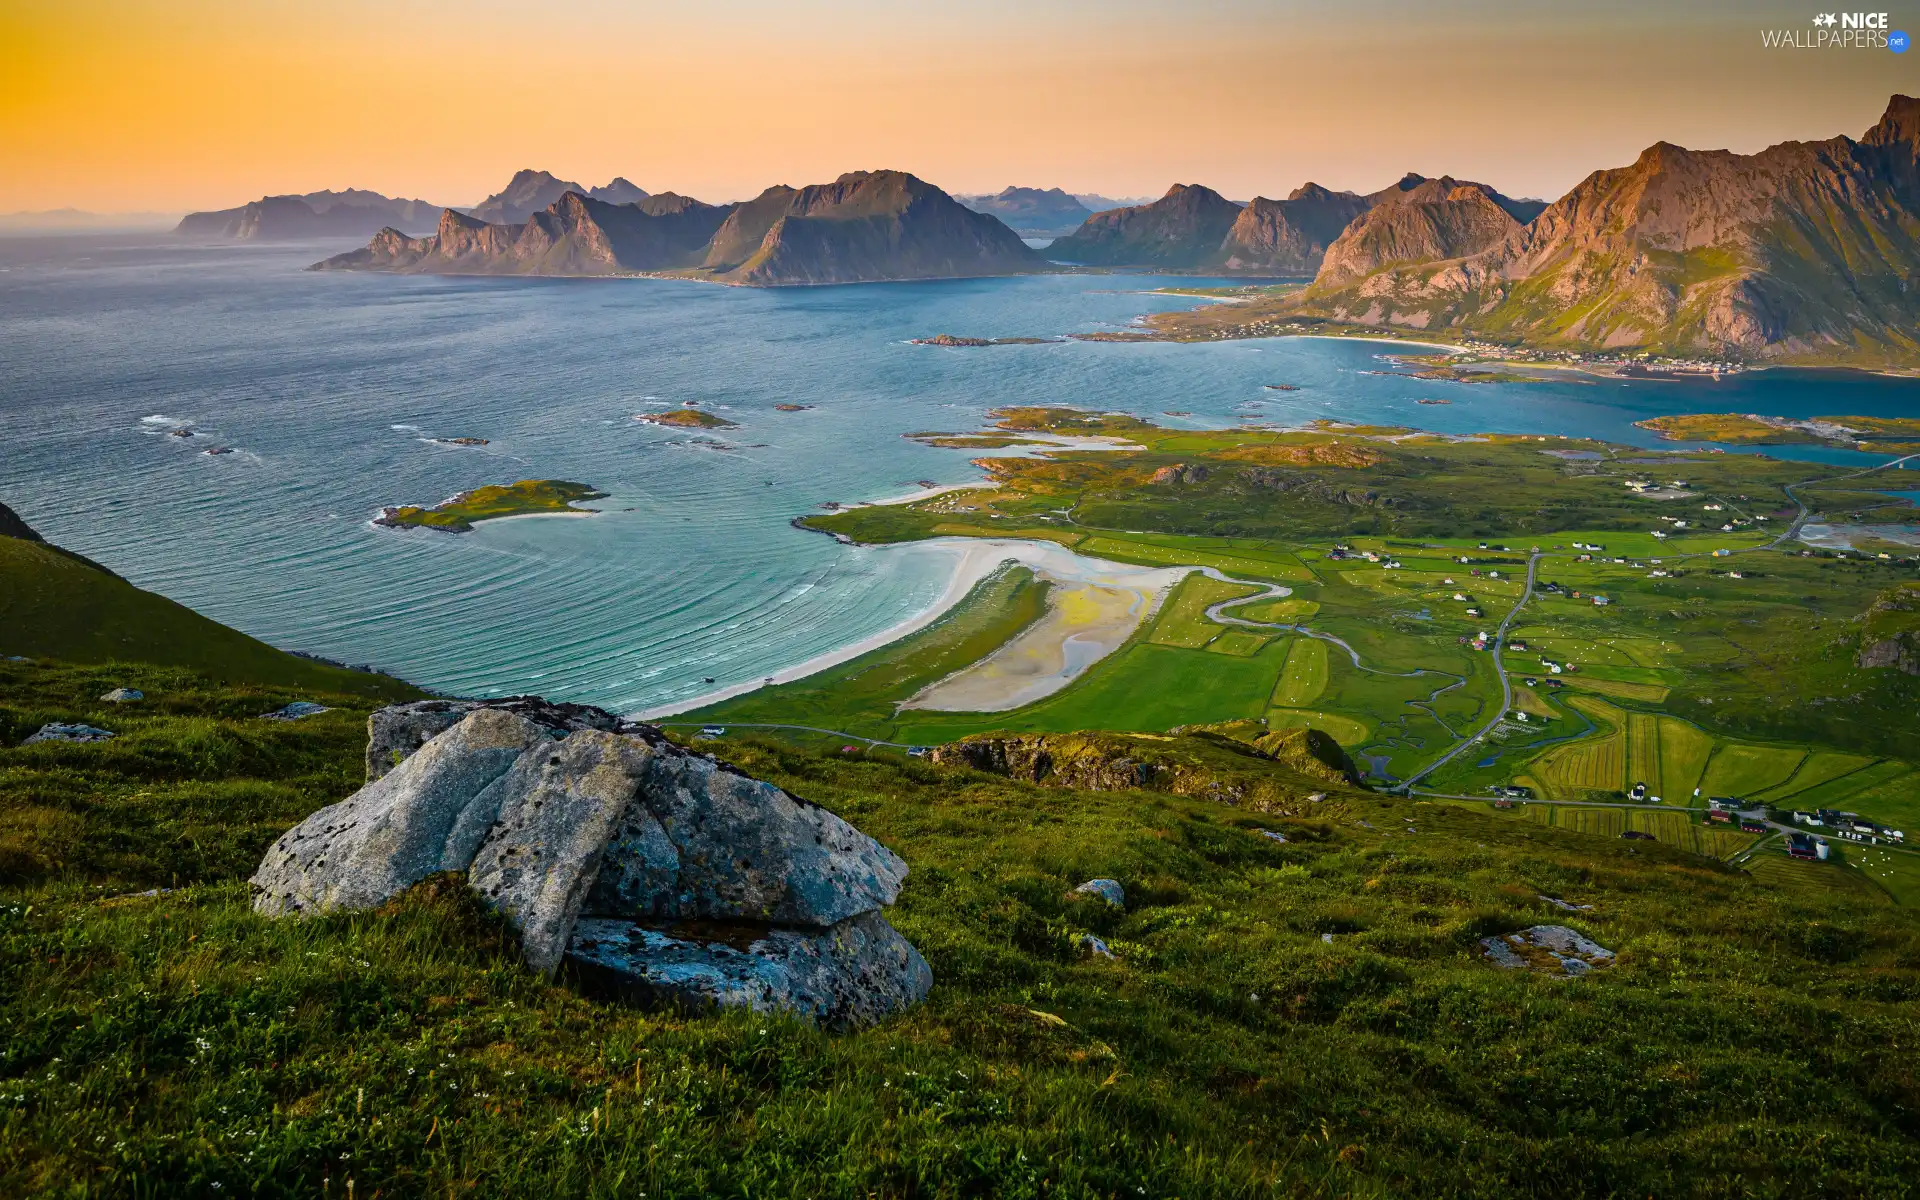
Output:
5,0,1917,214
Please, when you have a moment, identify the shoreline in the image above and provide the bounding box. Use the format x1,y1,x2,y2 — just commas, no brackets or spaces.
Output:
632,538,1197,721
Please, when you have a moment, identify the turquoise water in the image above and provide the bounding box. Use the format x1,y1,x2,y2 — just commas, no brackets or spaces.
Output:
4,233,1919,713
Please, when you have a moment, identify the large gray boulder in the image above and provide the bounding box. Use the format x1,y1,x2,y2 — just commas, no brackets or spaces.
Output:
254,701,930,1027
588,751,908,927
467,730,659,972
567,912,932,1030
251,709,547,916
365,696,635,781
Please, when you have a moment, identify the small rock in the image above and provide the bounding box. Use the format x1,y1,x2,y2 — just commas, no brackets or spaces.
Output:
1072,878,1125,908
99,688,144,703
1479,924,1614,976
261,701,329,721
22,723,115,745
1077,934,1115,959
1538,895,1594,912
1322,933,1334,944
1259,830,1288,843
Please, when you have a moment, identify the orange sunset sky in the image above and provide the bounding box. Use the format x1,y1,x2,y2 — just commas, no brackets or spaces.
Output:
4,0,1919,214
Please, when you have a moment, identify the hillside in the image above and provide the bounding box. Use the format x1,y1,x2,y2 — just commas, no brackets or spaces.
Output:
1314,175,1545,288
1287,94,1920,362
954,186,1094,236
313,192,733,276
319,171,1047,286
175,189,445,239
1045,183,1244,268
0,502,414,699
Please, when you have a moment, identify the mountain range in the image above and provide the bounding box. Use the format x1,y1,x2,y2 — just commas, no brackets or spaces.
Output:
176,189,449,239
316,170,1045,286
953,187,1095,237
1282,95,1920,361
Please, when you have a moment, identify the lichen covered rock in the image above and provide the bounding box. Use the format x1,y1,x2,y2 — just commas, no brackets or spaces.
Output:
1479,925,1615,976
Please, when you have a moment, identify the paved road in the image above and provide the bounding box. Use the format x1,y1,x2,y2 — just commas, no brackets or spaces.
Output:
1397,549,1543,791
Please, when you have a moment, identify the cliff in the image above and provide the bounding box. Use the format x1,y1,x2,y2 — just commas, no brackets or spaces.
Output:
1217,183,1372,274
1290,95,1920,361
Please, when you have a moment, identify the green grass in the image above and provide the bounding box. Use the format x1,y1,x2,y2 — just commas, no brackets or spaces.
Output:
7,659,1920,1196
1146,574,1257,649
1699,744,1807,801
0,537,416,701
1754,751,1882,804
1271,637,1330,707
1508,804,1756,858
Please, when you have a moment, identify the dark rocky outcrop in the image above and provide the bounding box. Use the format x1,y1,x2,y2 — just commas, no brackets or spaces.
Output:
932,726,1359,812
0,501,44,542
252,702,928,1028
1857,631,1920,674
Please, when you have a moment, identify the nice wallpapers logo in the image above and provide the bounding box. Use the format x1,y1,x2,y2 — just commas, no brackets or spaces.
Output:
1762,12,1910,50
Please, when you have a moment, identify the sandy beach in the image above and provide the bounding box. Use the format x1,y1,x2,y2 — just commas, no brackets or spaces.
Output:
634,538,1193,720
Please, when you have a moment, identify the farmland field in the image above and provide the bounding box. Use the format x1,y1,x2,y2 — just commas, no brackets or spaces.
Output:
1699,744,1806,799
1078,535,1312,582
1744,854,1891,904
1267,706,1371,747
1271,637,1330,707
1206,629,1272,657
1148,574,1259,649
1754,751,1881,804
1566,676,1671,703
1512,804,1756,857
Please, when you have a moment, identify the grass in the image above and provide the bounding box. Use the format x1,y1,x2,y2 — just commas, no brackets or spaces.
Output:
0,536,416,701
1271,638,1330,707
1507,804,1756,858
8,657,1920,1196
376,480,606,533
1699,744,1807,801
1146,575,1258,649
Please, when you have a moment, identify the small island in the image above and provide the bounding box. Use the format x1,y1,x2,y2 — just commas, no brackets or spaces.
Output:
774,403,813,412
374,479,605,533
637,408,738,429
434,436,490,446
1263,383,1301,391
911,334,1063,347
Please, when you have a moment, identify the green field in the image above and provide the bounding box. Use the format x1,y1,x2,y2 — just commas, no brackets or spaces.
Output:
1270,637,1329,706
1699,743,1807,800
1754,750,1881,804
1510,803,1756,857
1146,574,1258,649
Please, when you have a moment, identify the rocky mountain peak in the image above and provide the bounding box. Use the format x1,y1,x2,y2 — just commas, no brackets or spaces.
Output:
1862,93,1920,146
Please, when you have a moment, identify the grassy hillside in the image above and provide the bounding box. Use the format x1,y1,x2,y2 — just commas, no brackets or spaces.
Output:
0,534,416,700
4,657,1919,1196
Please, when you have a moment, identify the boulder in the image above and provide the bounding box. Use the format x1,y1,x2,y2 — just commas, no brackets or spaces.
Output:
467,730,660,972
1479,925,1614,976
99,688,144,703
22,723,114,744
1072,878,1125,908
262,701,330,721
365,695,636,781
253,700,931,1027
586,751,908,928
251,709,548,916
1857,632,1920,675
567,912,932,1030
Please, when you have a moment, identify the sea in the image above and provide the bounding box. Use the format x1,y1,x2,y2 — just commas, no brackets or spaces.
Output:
4,232,1919,714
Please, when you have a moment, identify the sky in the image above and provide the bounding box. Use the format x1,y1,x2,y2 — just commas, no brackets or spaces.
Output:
5,0,1920,213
